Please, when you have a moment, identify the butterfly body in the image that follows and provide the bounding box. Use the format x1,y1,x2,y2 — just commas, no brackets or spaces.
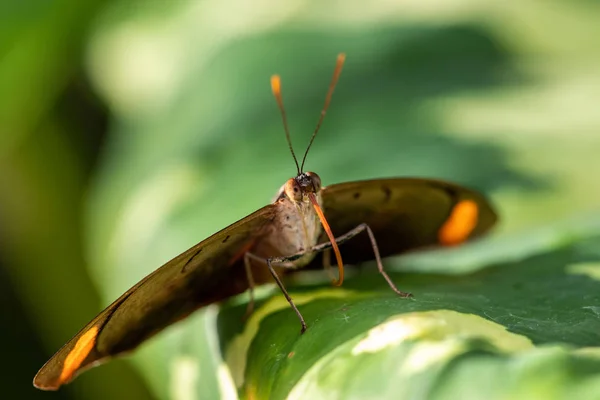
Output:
256,172,324,268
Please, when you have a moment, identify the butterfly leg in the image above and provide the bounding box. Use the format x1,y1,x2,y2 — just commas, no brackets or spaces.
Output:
357,223,412,298
243,251,297,319
245,223,411,334
309,223,412,298
243,252,257,320
266,257,308,333
244,252,307,332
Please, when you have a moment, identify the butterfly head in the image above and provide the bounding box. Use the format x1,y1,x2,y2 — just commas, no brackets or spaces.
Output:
276,171,322,203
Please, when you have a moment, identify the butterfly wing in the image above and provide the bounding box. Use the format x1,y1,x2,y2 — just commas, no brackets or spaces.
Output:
320,178,497,264
33,204,277,390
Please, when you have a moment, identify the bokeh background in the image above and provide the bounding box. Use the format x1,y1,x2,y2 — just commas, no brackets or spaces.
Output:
1,1,599,399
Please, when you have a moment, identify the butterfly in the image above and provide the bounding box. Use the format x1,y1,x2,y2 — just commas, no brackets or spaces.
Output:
34,53,497,390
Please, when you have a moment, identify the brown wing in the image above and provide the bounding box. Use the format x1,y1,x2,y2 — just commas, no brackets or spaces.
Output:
320,178,497,264
33,204,277,390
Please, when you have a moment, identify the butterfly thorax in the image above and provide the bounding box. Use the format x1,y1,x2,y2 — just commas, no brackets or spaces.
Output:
252,172,324,268
263,192,323,267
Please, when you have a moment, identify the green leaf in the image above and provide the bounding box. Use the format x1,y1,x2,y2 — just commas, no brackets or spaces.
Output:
217,233,600,399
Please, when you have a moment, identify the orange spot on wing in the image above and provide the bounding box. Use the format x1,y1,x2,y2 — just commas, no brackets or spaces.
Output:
59,326,99,384
438,200,479,245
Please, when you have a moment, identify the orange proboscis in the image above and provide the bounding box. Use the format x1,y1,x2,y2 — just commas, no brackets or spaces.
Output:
308,193,344,286
438,200,479,245
59,325,99,384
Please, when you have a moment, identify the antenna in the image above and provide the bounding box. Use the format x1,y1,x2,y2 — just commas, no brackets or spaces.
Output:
300,53,346,172
271,75,300,175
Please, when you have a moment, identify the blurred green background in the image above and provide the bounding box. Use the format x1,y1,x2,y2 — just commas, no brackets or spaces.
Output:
1,0,599,399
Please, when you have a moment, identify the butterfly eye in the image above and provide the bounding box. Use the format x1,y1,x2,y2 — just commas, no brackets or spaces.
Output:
306,171,321,191
284,179,303,201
